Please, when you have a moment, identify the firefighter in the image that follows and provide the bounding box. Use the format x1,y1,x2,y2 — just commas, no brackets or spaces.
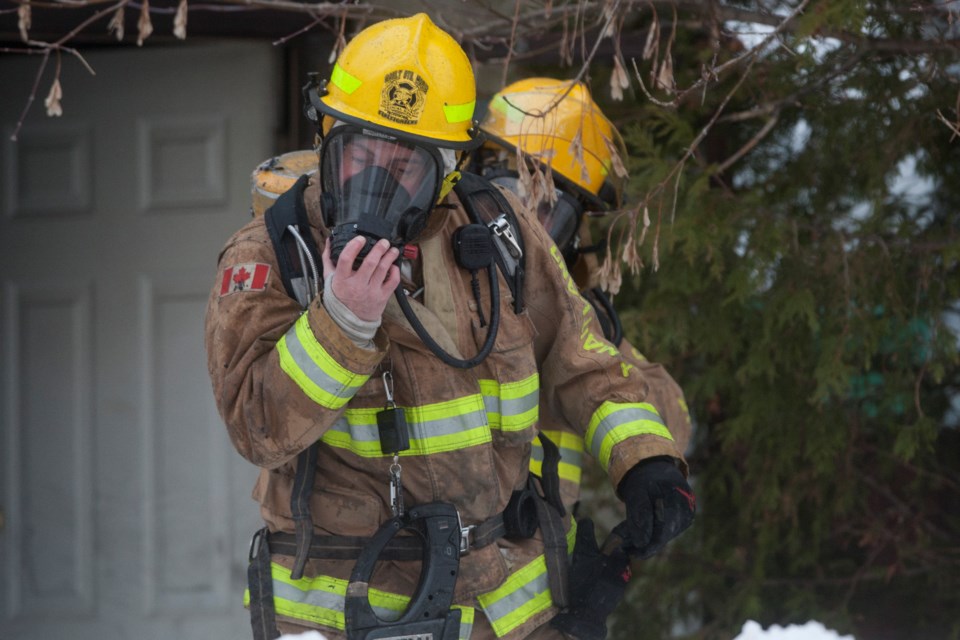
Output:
476,77,693,512
205,14,694,640
474,77,694,639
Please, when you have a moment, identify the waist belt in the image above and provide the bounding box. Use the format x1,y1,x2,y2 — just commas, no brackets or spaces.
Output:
262,511,507,563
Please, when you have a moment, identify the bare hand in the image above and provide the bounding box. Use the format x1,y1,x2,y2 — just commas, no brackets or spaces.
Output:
322,236,401,322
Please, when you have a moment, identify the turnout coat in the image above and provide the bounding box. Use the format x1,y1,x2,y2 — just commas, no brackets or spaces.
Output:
204,175,686,640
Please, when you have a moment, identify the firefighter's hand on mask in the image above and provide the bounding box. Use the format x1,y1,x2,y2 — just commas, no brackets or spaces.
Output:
322,236,400,322
617,456,695,560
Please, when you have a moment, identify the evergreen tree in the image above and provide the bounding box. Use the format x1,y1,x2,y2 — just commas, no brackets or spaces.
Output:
575,2,960,638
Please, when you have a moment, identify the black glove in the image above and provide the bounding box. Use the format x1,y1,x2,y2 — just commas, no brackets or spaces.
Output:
617,456,696,560
551,518,631,640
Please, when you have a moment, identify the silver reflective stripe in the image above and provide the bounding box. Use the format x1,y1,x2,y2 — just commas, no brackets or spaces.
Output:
272,578,342,614
283,322,363,402
499,389,538,418
272,579,402,623
330,407,489,441
588,405,665,459
482,389,538,429
531,440,582,469
480,566,549,628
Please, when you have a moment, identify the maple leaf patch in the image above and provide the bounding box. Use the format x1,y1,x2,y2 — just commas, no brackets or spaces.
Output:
219,262,271,297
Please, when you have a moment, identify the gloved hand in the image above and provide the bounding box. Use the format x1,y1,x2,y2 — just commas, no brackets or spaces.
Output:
551,518,631,640
617,456,695,560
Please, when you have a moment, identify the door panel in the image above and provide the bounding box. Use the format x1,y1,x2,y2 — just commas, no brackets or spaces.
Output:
1,41,278,640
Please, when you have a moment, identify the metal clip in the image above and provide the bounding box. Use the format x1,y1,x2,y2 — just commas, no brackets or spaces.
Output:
488,215,522,259
382,370,396,407
456,509,475,555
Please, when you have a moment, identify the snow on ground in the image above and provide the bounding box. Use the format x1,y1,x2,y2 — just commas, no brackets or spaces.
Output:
734,620,855,639
279,619,854,640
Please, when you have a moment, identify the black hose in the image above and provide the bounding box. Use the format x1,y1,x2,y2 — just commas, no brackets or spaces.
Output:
590,287,623,347
395,264,500,369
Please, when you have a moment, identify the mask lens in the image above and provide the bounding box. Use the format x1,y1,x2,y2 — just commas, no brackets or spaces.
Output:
538,189,581,251
321,127,441,247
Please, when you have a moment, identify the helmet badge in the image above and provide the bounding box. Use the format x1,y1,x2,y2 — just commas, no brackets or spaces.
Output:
379,70,429,125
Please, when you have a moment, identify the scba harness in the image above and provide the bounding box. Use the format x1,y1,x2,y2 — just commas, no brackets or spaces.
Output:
247,171,570,640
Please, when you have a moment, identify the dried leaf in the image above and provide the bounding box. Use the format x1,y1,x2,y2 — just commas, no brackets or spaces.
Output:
603,134,629,179
622,228,642,276
597,247,622,295
559,19,570,67
642,18,659,60
568,127,589,185
656,56,675,92
600,0,617,39
610,56,629,101
108,5,125,41
44,78,63,117
328,35,346,64
18,0,31,42
137,0,153,47
173,0,187,40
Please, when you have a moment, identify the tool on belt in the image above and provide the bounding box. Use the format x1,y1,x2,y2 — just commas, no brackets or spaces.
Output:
345,502,463,640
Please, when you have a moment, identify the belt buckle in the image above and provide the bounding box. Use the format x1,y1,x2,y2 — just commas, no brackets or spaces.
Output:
456,510,475,555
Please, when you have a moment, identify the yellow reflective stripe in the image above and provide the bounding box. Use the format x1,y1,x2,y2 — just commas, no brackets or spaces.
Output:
529,455,582,485
478,374,539,432
322,394,492,457
586,401,672,471
245,563,477,638
477,524,577,636
456,605,475,640
277,314,369,409
530,429,584,483
330,63,362,94
443,100,476,124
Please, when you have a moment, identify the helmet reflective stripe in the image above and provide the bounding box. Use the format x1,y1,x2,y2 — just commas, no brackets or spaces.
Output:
330,63,362,95
444,100,477,124
586,400,673,471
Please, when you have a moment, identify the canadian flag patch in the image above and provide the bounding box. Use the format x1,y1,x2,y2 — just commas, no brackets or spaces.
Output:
219,262,271,297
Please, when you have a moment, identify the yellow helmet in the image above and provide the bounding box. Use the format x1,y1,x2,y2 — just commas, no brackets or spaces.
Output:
305,13,479,149
480,77,627,208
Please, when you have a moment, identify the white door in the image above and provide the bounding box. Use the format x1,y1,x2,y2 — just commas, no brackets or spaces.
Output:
0,41,278,640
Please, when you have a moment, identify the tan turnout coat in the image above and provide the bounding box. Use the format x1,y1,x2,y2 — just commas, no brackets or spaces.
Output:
204,176,685,639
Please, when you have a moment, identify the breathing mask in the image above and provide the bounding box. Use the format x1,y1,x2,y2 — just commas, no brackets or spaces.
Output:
320,124,445,265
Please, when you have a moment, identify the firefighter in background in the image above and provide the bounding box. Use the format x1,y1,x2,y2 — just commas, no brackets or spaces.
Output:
475,77,693,512
474,78,694,640
207,14,694,640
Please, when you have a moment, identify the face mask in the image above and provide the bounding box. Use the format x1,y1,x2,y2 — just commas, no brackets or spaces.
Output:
320,125,443,265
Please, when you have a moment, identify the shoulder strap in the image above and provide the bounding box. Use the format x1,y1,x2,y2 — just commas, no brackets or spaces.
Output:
263,173,323,581
454,172,526,313
264,173,322,307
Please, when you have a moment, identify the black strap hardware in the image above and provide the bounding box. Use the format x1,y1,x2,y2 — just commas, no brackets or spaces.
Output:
345,502,462,640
